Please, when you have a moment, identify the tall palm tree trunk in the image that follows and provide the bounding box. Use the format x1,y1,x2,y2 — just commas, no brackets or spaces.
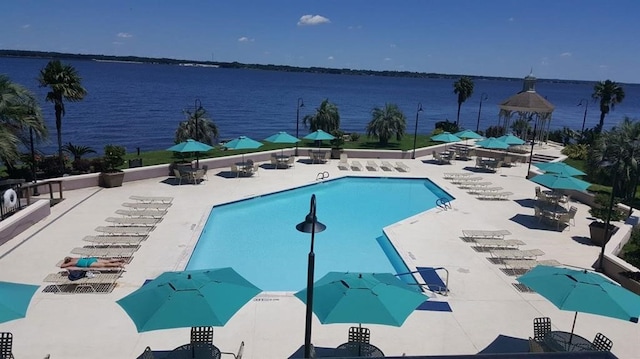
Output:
599,112,606,131
55,103,64,173
456,104,462,126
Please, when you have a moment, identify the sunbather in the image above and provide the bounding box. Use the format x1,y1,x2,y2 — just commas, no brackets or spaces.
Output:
61,256,125,268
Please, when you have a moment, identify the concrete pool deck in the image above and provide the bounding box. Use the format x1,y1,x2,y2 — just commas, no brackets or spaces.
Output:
0,146,638,358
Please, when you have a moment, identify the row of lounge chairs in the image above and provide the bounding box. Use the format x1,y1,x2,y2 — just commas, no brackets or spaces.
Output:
460,229,562,283
337,155,410,172
443,173,513,200
42,196,172,294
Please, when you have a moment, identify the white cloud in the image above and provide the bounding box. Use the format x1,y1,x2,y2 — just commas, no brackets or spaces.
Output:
117,32,133,38
298,15,331,26
508,17,515,22
238,36,254,42
384,57,392,62
541,57,549,66
560,52,572,57
21,24,30,29
327,56,334,60
599,65,609,69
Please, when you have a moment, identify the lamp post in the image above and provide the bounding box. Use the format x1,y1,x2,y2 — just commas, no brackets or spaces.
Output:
29,128,39,196
194,98,202,168
598,160,619,272
526,121,538,179
295,98,304,156
412,103,423,159
629,140,640,217
578,99,589,133
476,93,488,132
296,194,326,359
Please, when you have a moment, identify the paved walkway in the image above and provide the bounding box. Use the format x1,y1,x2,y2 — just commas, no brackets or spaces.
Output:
0,147,637,358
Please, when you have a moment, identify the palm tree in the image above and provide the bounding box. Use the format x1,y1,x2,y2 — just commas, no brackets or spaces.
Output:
62,142,96,161
302,99,340,133
174,105,219,145
0,75,47,166
38,59,87,172
366,103,406,145
453,76,474,126
592,80,625,132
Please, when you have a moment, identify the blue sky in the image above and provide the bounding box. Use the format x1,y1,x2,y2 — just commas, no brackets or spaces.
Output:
3,0,640,83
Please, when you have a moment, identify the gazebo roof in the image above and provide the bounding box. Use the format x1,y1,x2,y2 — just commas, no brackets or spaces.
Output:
499,91,555,114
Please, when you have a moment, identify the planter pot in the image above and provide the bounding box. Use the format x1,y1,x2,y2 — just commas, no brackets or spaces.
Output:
99,171,125,188
331,148,343,159
589,221,618,246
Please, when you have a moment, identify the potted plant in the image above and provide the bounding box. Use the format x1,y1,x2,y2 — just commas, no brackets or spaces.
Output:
330,130,345,159
99,144,126,188
588,192,626,246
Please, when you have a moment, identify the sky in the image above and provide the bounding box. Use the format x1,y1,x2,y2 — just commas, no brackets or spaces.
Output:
3,0,640,83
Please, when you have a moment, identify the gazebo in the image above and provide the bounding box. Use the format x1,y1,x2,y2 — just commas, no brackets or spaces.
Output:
498,71,555,143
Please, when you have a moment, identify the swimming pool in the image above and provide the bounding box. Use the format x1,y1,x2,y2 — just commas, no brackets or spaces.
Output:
187,177,453,291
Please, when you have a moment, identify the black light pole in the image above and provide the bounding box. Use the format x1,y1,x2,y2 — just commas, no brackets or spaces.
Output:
629,140,640,217
578,99,589,133
412,103,423,159
29,128,39,196
526,121,538,179
476,93,488,132
194,98,202,168
296,194,326,359
598,160,619,272
295,98,304,156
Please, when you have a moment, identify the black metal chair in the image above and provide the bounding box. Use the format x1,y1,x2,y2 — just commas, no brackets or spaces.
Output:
533,317,551,342
592,332,613,351
191,326,214,345
348,326,370,344
0,332,14,359
140,346,155,359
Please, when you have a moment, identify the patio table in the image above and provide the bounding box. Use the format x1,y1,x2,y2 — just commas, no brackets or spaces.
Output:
544,331,594,352
334,342,384,357
167,343,221,359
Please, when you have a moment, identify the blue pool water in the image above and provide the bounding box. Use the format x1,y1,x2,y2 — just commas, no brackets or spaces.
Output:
186,177,453,291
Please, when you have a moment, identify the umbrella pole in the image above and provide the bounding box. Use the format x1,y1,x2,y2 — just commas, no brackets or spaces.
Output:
569,312,578,344
196,152,200,169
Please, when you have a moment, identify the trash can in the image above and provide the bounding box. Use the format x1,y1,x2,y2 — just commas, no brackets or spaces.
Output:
128,158,143,168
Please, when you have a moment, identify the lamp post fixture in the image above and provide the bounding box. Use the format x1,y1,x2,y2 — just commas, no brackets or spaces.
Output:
578,99,589,133
629,140,640,217
412,103,423,159
476,93,489,132
29,127,39,196
296,194,326,359
194,98,202,168
598,160,619,272
295,98,304,156
526,121,538,179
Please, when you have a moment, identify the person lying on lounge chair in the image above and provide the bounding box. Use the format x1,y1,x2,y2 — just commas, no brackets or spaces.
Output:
61,257,125,268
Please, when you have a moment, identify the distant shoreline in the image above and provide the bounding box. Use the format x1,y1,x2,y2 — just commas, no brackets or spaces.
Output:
0,49,603,85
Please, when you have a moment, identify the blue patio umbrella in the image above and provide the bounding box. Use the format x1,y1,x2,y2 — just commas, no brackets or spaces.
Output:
0,281,40,323
264,131,300,156
535,162,586,177
166,139,214,168
517,265,640,339
223,136,264,163
294,272,426,326
431,132,462,151
476,137,510,150
496,134,526,146
529,173,591,192
116,267,262,332
454,129,483,140
303,130,335,141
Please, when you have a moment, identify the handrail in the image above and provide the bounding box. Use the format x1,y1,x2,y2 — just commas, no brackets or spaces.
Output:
436,197,452,211
396,267,450,296
316,171,330,181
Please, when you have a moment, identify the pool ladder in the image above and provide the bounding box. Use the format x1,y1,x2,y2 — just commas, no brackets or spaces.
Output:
316,171,330,181
436,197,452,211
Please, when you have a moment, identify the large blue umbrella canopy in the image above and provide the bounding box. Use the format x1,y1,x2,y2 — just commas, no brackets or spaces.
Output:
303,130,335,141
431,132,462,143
529,173,591,192
264,131,300,144
535,162,586,177
223,136,264,150
518,265,640,338
294,272,426,326
116,268,261,332
476,137,510,150
496,134,526,146
454,129,483,140
0,281,39,323
166,139,214,153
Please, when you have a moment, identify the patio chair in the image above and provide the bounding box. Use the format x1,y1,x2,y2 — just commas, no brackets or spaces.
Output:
140,346,156,359
71,246,138,257
287,156,296,168
95,226,153,235
592,333,613,351
533,317,552,341
395,161,410,172
191,326,214,344
351,161,364,171
556,206,577,230
251,163,260,176
0,332,14,359
348,326,370,344
202,165,209,180
221,341,245,359
380,161,395,171
528,337,546,353
173,169,190,185
105,217,162,226
193,169,206,183
535,186,542,200
116,209,167,218
338,153,349,171
230,164,240,178
366,161,379,171
270,156,279,169
83,235,147,246
122,202,172,210
129,196,173,203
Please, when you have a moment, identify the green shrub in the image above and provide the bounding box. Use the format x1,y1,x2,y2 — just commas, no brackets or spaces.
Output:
622,226,640,269
562,144,588,160
349,132,360,141
589,193,626,223
103,145,126,172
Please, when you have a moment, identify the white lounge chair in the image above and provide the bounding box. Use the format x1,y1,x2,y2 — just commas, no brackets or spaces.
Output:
461,229,511,239
490,249,545,259
115,209,167,218
129,196,173,203
365,161,379,171
450,176,483,184
467,187,503,194
105,217,162,227
95,226,153,235
71,246,138,257
83,235,147,246
380,161,395,171
121,203,172,210
395,162,410,172
443,172,473,179
351,161,364,171
472,238,525,248
338,154,349,171
476,191,513,200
